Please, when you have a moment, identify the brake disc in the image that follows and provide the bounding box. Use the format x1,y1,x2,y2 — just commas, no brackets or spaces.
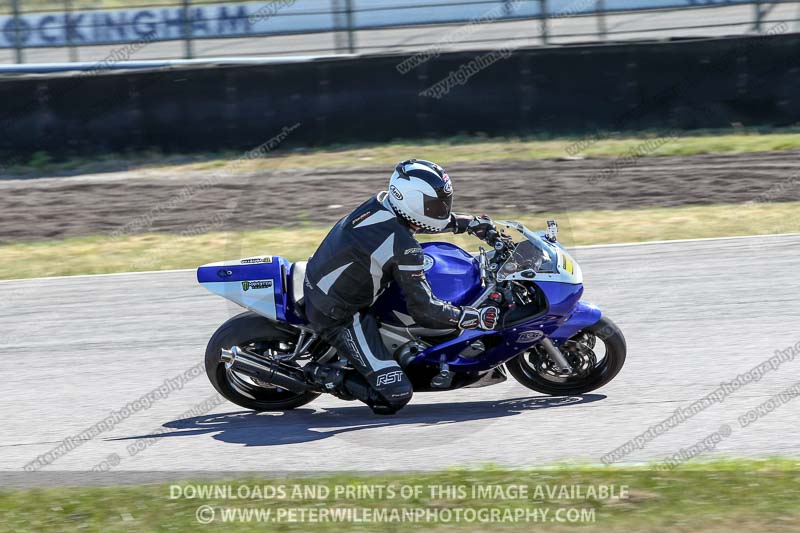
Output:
529,347,568,379
560,339,597,378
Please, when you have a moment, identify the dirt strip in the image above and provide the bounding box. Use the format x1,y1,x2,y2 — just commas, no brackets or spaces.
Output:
1,151,799,243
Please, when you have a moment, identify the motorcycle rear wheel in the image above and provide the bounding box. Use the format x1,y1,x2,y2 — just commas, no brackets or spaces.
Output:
204,311,320,411
506,316,626,396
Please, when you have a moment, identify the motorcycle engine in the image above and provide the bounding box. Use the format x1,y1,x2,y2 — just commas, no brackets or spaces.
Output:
395,341,428,367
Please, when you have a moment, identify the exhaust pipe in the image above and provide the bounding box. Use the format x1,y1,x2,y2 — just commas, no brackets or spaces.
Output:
220,346,312,394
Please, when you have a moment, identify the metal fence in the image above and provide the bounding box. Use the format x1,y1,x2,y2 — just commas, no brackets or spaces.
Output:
1,0,799,64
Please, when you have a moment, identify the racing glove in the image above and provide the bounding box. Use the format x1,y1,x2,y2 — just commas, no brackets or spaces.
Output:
466,215,497,241
458,306,500,330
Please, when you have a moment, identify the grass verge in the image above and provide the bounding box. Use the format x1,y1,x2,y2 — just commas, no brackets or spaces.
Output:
7,129,800,178
2,202,798,280
1,460,799,531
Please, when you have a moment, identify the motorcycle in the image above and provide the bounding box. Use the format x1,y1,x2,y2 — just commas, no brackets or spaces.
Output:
197,219,626,411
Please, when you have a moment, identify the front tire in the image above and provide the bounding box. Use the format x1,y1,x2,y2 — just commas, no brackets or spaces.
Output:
506,316,626,396
205,311,320,411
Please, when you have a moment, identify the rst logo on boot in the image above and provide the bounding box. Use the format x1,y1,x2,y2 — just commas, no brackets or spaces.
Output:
376,370,404,386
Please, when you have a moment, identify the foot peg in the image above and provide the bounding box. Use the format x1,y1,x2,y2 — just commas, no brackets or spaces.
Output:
430,369,453,389
430,355,453,389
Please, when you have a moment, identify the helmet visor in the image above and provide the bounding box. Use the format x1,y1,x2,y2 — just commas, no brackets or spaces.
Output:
423,193,453,220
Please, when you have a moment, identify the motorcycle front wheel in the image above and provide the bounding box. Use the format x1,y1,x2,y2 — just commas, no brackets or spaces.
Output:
204,311,320,411
506,316,626,396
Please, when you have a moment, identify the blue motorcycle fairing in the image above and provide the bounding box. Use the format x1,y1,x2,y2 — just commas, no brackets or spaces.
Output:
373,241,482,326
536,281,584,318
548,300,602,341
408,299,602,372
403,278,595,373
196,256,300,323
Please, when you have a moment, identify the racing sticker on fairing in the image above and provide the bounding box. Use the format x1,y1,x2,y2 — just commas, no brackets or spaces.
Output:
517,330,545,344
241,280,273,291
240,257,273,264
561,255,574,274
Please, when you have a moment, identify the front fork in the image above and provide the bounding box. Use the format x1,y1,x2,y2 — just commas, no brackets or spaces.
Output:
538,337,574,373
534,302,603,375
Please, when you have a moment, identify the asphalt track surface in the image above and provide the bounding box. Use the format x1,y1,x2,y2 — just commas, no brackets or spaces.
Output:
1,233,799,478
2,4,798,64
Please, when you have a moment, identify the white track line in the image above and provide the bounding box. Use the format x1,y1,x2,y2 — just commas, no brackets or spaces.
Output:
572,231,800,250
0,268,196,284
1,232,798,284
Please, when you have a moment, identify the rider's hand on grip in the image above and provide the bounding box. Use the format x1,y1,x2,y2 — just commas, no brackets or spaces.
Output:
458,306,500,330
467,215,496,241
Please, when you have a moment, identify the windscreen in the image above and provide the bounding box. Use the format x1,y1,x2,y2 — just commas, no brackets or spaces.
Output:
497,239,558,281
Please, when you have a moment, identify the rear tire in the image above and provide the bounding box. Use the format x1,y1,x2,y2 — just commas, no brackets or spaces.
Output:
506,316,626,396
205,311,320,411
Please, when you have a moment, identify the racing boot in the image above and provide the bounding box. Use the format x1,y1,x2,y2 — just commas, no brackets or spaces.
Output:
338,372,400,415
304,363,398,414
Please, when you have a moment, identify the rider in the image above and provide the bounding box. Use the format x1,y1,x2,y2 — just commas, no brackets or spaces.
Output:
303,159,500,415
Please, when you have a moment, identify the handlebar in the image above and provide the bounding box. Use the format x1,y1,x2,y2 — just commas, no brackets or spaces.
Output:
482,228,515,264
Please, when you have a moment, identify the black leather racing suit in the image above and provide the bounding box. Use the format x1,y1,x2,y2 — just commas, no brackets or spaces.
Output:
304,191,473,412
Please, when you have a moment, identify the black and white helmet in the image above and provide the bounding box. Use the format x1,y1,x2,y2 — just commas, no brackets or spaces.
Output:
387,159,453,232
